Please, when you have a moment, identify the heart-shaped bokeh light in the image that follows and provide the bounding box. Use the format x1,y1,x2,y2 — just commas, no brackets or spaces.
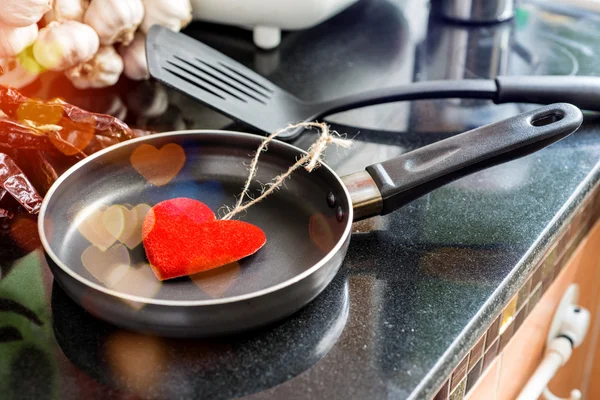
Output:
81,243,131,288
190,262,241,298
77,203,151,251
130,143,186,186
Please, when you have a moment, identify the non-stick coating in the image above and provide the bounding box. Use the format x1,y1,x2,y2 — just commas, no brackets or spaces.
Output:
39,131,352,336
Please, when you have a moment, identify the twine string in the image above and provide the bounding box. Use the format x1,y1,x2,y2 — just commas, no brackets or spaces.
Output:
221,122,352,220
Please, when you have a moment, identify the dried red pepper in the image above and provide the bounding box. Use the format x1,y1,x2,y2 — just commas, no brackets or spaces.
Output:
0,188,9,218
55,98,136,140
84,135,119,154
15,150,58,195
0,85,153,213
0,208,12,219
0,118,87,157
0,119,56,152
0,153,42,214
0,86,138,140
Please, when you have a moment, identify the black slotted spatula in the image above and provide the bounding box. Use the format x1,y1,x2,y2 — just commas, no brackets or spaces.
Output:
147,25,600,141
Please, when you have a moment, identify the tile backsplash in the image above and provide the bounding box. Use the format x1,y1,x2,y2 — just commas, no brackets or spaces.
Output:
432,183,600,400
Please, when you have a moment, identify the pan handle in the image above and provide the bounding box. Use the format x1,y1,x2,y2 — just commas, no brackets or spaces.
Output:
342,103,583,221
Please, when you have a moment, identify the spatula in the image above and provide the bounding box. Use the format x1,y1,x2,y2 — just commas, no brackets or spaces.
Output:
147,25,600,140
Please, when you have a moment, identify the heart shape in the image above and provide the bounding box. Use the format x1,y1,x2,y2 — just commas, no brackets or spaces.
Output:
190,262,241,298
112,262,162,310
81,243,131,287
77,203,152,251
130,143,186,186
115,204,152,249
77,205,118,251
142,198,266,281
102,204,126,241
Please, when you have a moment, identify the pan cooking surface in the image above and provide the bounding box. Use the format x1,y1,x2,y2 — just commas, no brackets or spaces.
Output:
41,133,350,302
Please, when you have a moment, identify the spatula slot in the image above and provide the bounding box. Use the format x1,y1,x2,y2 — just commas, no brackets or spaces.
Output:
218,62,274,94
170,56,268,104
167,60,248,103
164,67,226,100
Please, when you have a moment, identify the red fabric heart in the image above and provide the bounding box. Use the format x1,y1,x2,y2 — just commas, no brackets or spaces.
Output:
142,198,266,281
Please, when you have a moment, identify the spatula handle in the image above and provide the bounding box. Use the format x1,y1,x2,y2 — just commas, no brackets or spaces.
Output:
316,80,498,117
317,76,600,119
495,76,600,112
347,103,583,219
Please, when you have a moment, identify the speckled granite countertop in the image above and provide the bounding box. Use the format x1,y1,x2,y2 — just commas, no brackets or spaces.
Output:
3,1,600,399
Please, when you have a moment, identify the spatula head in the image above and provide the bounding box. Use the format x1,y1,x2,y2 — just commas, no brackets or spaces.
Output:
146,26,312,140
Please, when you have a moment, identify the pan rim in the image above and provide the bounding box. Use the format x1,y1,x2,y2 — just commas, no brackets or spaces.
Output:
38,129,354,307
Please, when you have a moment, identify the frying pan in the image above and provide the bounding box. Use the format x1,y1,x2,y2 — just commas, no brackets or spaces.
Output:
38,103,582,337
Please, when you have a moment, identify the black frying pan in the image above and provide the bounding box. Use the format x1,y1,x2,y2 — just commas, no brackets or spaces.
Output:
38,103,582,337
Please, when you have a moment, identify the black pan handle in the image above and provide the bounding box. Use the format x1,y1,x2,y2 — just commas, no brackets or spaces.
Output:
495,76,600,111
344,103,583,220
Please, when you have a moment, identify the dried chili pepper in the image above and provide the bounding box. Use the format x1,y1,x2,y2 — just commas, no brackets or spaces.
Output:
0,119,56,152
0,85,34,114
37,152,58,186
0,86,138,140
0,118,86,158
45,128,90,157
0,188,10,218
84,135,119,154
0,85,153,214
0,153,42,214
55,98,136,140
15,150,58,195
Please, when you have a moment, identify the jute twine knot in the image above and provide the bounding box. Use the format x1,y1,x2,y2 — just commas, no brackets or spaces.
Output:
221,122,352,220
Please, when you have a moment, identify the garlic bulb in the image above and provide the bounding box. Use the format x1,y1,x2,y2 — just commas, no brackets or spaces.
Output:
0,57,39,89
140,0,192,33
84,0,144,46
0,24,38,58
33,21,99,71
0,0,52,27
65,46,124,89
119,32,149,80
45,0,90,23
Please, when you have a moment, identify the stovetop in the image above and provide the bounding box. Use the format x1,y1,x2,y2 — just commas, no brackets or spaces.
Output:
3,1,600,399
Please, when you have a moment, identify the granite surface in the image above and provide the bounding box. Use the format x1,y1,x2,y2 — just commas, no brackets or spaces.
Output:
2,0,600,399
